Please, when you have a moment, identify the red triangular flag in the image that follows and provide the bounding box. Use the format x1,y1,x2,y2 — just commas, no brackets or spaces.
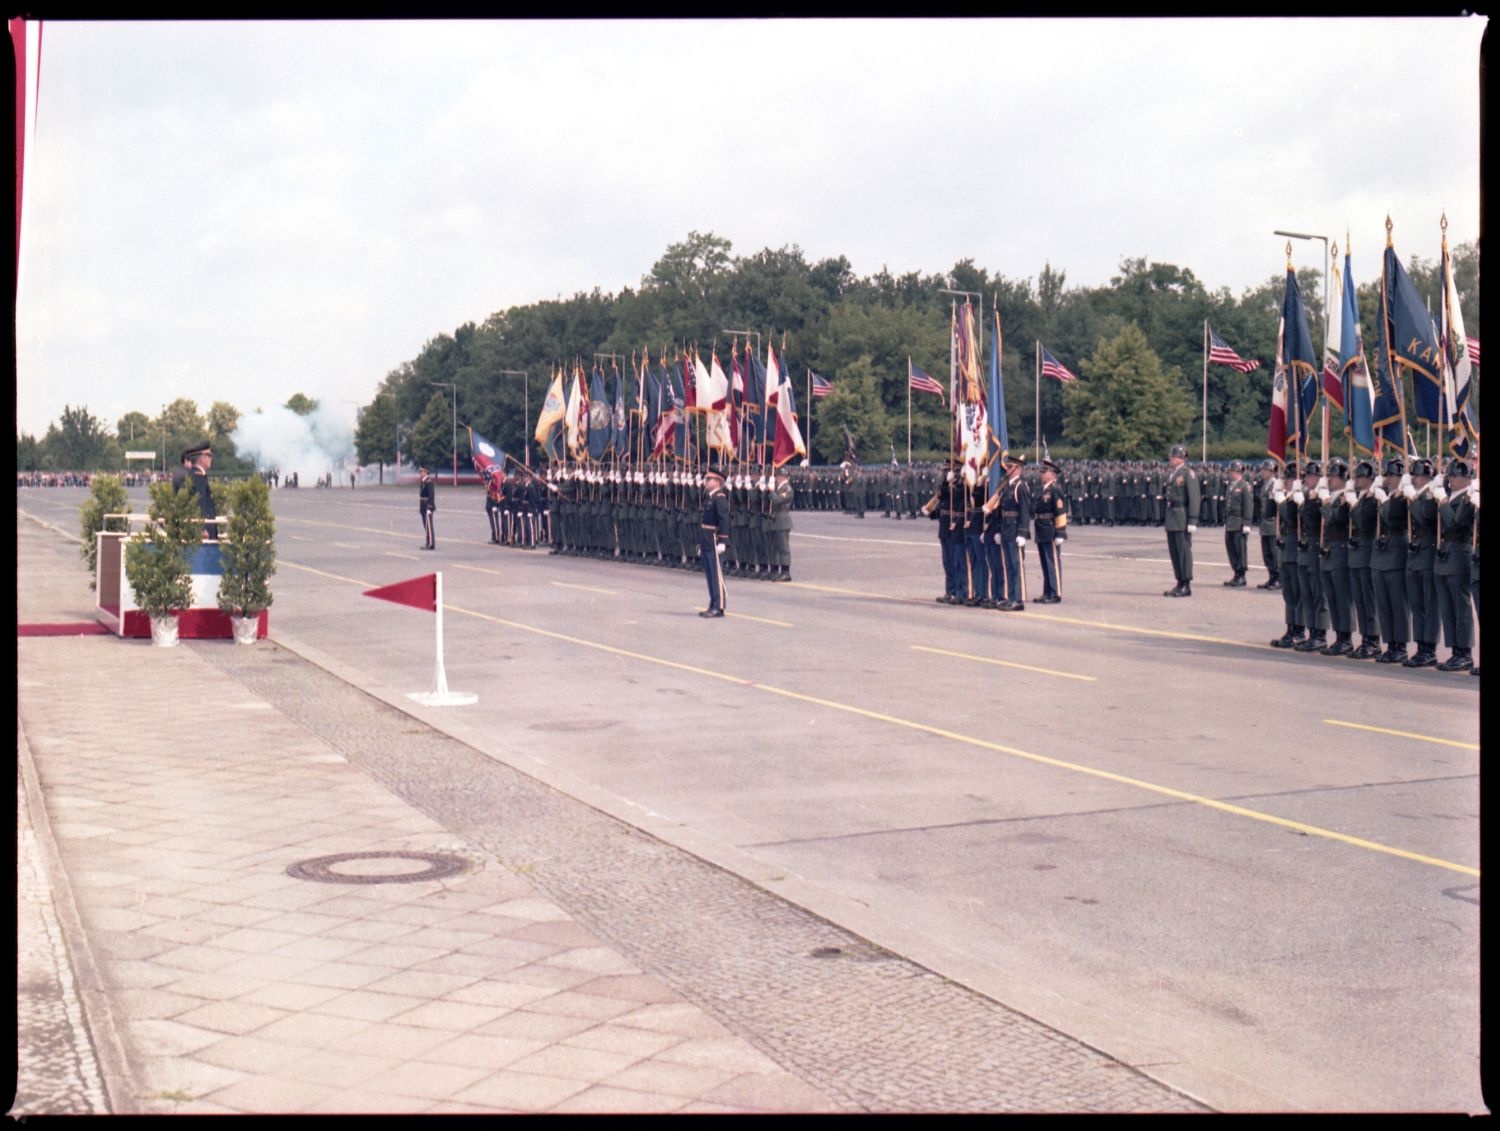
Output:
362,573,436,612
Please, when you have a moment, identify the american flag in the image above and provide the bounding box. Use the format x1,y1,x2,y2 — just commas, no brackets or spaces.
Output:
909,361,945,400
810,371,833,399
1468,336,1481,367
1039,346,1078,383
1208,325,1260,372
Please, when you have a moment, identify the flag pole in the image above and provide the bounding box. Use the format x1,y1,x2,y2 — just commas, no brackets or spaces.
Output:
409,572,477,707
1202,319,1209,462
907,358,913,466
1034,341,1041,464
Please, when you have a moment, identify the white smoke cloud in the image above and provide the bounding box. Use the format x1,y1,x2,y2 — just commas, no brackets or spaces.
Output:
230,402,354,484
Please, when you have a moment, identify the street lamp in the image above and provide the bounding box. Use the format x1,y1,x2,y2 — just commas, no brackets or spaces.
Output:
1273,228,1332,458
431,382,457,485
499,370,529,465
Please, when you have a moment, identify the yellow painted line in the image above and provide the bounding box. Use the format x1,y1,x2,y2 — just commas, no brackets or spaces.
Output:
551,581,618,596
1324,719,1479,751
788,580,1257,649
384,552,421,561
282,559,1479,878
726,611,794,628
913,644,1096,682
280,560,378,586
454,563,506,576
331,542,361,549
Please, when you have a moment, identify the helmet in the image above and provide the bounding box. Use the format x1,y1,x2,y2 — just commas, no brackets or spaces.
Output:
1409,457,1435,478
1352,459,1377,480
1303,460,1322,476
1447,458,1472,478
1169,444,1187,459
1260,459,1277,473
1228,460,1245,473
1325,458,1349,479
1382,457,1405,476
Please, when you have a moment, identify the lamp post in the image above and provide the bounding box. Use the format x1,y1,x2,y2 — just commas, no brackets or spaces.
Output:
1273,229,1331,459
431,382,457,485
499,370,529,465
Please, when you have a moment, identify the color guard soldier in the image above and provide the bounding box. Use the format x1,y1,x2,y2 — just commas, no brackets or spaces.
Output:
484,467,503,543
985,454,1032,611
1292,460,1329,651
1434,459,1476,671
1345,459,1382,659
768,465,794,581
1221,459,1254,586
1270,462,1305,648
699,467,730,617
923,464,966,604
1033,458,1065,603
1162,444,1200,597
1402,458,1441,668
1370,457,1411,663
417,466,436,550
1316,458,1355,655
963,478,988,605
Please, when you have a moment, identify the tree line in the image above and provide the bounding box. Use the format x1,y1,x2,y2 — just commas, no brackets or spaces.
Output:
355,230,1479,471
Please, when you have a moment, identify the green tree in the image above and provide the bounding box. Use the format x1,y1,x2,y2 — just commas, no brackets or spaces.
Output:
217,475,277,618
808,357,892,463
355,391,398,466
79,473,131,588
208,401,241,437
284,393,319,416
40,405,122,470
1062,322,1194,459
116,411,151,446
16,432,42,471
124,479,201,621
409,392,454,470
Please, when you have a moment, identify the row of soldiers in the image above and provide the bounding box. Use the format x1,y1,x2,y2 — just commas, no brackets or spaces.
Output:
1259,455,1479,673
528,465,795,581
787,459,1271,528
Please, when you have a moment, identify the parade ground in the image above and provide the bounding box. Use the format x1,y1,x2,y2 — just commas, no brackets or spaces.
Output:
15,484,1484,1114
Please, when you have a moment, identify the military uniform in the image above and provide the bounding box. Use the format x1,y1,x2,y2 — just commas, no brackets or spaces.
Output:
1371,459,1411,662
1162,447,1200,596
990,459,1032,610
1221,463,1254,586
1257,462,1281,588
1292,463,1329,651
1434,462,1476,671
1403,461,1441,667
417,469,436,550
767,470,794,580
1316,460,1355,655
1270,466,1305,648
1345,462,1382,658
1033,463,1065,602
698,471,731,616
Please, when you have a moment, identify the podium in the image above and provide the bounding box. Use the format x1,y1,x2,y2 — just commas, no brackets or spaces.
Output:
94,520,266,640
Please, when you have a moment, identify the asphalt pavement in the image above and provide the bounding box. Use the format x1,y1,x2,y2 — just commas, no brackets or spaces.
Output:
14,485,1484,1113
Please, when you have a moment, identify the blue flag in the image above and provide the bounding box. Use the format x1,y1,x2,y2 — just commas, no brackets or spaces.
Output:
1339,250,1377,454
1383,244,1443,425
468,427,505,484
1280,268,1320,451
588,365,610,460
987,309,1009,492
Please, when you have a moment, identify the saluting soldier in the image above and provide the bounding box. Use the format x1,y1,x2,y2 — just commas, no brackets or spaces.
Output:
698,467,730,617
1434,458,1476,671
1270,462,1305,648
923,463,965,604
1221,460,1254,586
1033,458,1065,603
1402,458,1441,667
1162,444,1200,597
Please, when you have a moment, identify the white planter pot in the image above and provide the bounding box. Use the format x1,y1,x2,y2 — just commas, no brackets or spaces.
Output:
149,614,180,648
231,615,260,645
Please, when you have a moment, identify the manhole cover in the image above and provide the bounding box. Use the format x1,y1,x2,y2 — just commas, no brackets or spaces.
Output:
286,851,470,885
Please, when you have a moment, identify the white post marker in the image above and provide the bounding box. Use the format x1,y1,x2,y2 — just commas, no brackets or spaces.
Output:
410,572,476,706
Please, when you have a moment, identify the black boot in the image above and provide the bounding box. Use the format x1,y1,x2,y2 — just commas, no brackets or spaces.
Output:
1437,648,1473,672
1350,637,1382,660
1321,632,1354,657
1376,643,1407,664
1402,645,1438,668
1294,631,1327,653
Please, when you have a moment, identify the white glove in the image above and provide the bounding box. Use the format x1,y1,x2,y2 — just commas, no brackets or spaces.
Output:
1017,536,1027,548
1430,484,1447,502
1315,486,1330,501
1400,473,1412,489
1401,484,1417,500
1372,486,1388,503
1316,477,1328,492
1273,489,1288,504
1291,485,1305,503
1188,525,1197,534
714,543,726,555
1342,489,1357,505
1471,488,1480,508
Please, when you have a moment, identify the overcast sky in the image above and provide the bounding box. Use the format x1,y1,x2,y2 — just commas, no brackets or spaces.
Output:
14,16,1486,440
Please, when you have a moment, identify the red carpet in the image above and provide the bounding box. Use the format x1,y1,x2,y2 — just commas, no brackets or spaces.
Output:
18,623,112,637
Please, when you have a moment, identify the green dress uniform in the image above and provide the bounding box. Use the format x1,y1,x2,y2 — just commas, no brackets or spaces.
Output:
1162,451,1200,596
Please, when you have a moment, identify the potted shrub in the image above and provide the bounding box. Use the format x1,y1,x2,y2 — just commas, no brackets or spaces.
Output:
216,475,276,644
79,473,131,590
124,479,202,646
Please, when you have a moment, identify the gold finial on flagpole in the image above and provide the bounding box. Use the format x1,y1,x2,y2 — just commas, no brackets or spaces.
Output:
1285,240,1294,267
1385,214,1393,247
1346,227,1351,257
1330,239,1338,269
1441,210,1448,234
